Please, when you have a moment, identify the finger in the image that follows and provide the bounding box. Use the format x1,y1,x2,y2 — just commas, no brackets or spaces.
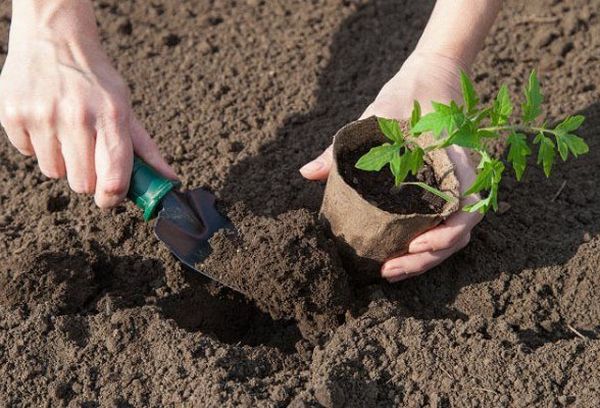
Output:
381,233,470,282
59,126,96,194
30,129,66,179
299,145,333,181
408,209,482,253
2,121,34,156
130,117,178,179
94,115,133,208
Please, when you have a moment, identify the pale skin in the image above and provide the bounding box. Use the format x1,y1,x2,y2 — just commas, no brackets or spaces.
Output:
1,0,501,281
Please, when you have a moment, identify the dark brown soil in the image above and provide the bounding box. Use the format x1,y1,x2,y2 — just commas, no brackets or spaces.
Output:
1,0,600,406
339,142,445,214
201,204,352,344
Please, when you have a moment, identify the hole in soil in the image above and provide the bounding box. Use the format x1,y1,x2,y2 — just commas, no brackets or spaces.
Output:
163,33,181,47
158,273,302,353
47,194,70,212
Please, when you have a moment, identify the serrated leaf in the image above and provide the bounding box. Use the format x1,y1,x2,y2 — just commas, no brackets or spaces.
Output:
377,117,404,144
463,186,500,213
464,159,504,196
555,115,585,133
410,100,422,132
460,70,479,113
507,132,531,181
443,122,481,149
355,144,399,171
401,182,455,203
411,101,464,137
552,115,588,161
491,84,512,126
522,70,543,123
534,132,555,177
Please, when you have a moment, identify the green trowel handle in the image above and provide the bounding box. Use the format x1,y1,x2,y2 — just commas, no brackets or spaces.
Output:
128,156,179,221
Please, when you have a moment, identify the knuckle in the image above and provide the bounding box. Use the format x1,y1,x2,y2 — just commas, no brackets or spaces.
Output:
32,103,56,124
412,260,428,273
101,177,129,197
102,95,129,123
62,104,93,126
0,103,24,125
70,180,95,194
40,167,64,179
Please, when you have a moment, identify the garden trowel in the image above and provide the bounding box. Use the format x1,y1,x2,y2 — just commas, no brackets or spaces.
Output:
127,156,239,291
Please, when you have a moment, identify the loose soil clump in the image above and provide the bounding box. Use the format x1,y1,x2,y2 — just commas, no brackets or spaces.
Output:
202,204,352,343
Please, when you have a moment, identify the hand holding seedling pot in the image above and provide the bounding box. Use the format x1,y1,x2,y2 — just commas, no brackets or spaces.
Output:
320,116,460,280
320,70,589,281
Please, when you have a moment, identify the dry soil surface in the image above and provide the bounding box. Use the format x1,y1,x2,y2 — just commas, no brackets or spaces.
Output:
1,0,600,407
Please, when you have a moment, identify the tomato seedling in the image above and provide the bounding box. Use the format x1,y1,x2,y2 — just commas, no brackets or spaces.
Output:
355,70,589,213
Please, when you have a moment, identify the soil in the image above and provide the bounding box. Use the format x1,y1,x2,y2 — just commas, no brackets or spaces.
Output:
201,204,352,344
1,0,600,407
339,143,444,214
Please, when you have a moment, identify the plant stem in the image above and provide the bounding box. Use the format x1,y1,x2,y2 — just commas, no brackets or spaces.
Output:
479,125,552,135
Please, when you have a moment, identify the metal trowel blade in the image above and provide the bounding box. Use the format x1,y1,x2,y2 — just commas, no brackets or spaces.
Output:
154,188,239,291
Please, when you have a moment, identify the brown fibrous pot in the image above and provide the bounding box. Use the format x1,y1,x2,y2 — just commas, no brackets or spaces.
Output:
319,116,460,280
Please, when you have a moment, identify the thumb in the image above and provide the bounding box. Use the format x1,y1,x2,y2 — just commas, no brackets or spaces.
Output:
130,117,178,180
299,145,333,181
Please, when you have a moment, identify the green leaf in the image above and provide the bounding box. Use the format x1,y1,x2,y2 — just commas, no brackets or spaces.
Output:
390,147,425,185
491,84,513,126
464,158,505,196
460,70,479,114
507,131,531,181
389,151,409,185
410,100,422,132
463,183,500,214
401,182,456,203
408,147,424,174
533,132,555,177
522,70,543,123
355,144,399,171
553,115,588,160
411,101,465,137
377,117,404,144
555,115,585,133
463,198,490,214
443,122,481,149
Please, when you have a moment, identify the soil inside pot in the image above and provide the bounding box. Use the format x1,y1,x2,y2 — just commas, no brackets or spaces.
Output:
339,142,446,215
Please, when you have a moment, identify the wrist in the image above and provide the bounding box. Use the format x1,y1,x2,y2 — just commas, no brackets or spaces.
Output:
405,49,471,75
414,0,501,69
10,0,99,45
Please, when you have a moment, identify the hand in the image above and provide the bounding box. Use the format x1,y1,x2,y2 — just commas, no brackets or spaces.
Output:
0,0,176,208
300,51,483,282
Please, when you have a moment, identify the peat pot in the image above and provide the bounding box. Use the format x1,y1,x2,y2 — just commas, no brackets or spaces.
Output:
319,116,460,281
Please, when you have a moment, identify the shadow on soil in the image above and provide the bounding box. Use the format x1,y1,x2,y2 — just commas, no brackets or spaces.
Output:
157,269,302,352
217,0,600,348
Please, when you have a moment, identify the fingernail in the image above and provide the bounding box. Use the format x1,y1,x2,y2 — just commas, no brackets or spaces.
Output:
299,160,323,175
409,240,429,253
381,266,405,278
